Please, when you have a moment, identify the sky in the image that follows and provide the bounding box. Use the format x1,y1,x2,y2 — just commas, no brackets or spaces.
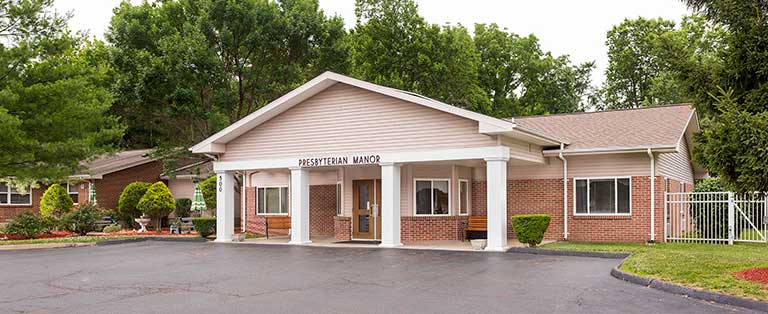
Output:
52,0,691,85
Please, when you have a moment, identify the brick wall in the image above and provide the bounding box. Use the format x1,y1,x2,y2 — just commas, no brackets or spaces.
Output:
0,187,43,222
95,161,165,211
334,216,351,241
507,179,564,240
401,216,468,242
244,184,337,238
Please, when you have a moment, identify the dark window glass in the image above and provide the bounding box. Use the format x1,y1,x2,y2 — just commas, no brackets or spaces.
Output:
617,179,630,213
459,181,468,215
589,179,615,214
415,181,432,215
280,187,288,213
575,180,587,213
257,188,265,213
433,180,449,215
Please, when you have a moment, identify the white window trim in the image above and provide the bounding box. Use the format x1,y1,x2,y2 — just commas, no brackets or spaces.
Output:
66,183,79,205
458,179,470,216
0,184,33,206
336,182,343,216
573,176,632,216
256,186,289,216
413,178,451,216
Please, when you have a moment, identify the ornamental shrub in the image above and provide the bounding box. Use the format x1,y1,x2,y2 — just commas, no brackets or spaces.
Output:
39,183,73,218
192,217,216,238
102,224,122,233
4,212,45,239
199,176,216,211
60,203,103,236
511,214,551,247
117,182,151,226
137,182,175,231
175,198,192,218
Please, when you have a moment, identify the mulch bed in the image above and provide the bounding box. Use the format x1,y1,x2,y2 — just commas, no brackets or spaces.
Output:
1,231,75,241
734,268,768,286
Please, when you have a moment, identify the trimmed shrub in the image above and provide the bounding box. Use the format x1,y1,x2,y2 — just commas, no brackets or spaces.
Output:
39,183,74,218
137,182,175,231
102,224,122,233
117,182,151,226
199,176,216,211
60,203,103,236
511,214,551,247
192,217,216,238
4,212,45,239
41,216,59,233
175,198,192,218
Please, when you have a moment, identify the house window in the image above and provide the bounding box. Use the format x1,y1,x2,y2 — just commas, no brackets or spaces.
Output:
67,183,79,204
336,182,342,216
414,179,450,215
459,179,469,215
257,187,288,215
0,184,32,205
574,178,631,215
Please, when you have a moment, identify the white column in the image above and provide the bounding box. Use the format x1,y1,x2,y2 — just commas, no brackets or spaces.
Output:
215,171,235,242
289,167,311,244
485,157,509,251
380,162,402,247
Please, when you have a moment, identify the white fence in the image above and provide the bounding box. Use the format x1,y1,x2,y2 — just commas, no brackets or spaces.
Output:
665,192,768,244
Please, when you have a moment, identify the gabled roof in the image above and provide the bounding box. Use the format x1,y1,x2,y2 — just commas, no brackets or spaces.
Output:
72,149,154,180
511,104,698,155
191,72,565,154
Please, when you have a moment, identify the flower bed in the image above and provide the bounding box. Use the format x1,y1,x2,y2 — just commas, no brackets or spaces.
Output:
734,268,768,286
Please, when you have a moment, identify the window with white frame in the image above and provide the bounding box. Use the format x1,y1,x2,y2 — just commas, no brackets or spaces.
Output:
257,187,288,214
459,179,469,215
67,183,79,204
415,179,450,215
575,178,631,215
336,182,342,216
0,184,32,205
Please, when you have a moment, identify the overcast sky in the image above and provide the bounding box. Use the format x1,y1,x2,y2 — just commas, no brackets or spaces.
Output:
53,0,691,85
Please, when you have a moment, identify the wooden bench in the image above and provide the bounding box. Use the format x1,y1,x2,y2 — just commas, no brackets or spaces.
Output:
95,216,117,231
265,216,291,239
464,216,487,240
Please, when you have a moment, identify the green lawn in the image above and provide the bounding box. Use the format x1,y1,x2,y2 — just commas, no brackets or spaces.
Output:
0,236,141,246
540,241,768,301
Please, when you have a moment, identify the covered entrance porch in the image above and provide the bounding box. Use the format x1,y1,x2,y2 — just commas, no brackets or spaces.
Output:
213,146,521,251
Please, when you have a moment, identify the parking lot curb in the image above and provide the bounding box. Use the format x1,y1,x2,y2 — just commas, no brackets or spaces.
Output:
508,247,768,312
96,236,206,246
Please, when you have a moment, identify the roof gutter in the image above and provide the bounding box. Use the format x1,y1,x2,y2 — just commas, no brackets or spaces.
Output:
542,145,677,157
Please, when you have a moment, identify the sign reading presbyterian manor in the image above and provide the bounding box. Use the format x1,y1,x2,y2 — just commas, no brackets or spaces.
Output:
298,154,381,167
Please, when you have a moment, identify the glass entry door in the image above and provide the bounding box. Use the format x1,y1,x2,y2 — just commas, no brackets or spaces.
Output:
352,179,381,240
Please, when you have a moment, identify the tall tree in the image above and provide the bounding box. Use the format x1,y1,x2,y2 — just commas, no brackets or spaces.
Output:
474,23,594,117
107,0,348,148
350,0,488,110
598,16,723,109
681,0,768,191
0,0,123,184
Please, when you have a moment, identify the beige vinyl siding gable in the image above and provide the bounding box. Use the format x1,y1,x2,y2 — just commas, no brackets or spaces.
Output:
657,140,695,184
221,83,497,161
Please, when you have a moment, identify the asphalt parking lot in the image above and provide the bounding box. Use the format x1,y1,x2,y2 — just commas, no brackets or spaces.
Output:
0,241,757,313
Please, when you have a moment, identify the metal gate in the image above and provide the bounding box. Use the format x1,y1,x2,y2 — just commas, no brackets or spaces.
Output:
665,192,768,244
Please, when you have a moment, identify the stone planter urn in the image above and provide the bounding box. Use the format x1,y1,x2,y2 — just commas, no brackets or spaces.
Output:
134,216,151,233
470,239,487,250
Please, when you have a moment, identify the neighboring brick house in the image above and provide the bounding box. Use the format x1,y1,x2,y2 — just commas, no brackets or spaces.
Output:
1,150,228,224
189,72,706,248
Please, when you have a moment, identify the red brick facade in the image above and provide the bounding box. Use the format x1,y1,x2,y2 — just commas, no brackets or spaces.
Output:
1,183,89,222
334,216,351,241
401,216,468,242
93,161,165,211
244,184,337,238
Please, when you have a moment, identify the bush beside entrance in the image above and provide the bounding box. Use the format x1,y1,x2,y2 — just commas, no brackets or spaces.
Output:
511,214,551,247
191,217,216,238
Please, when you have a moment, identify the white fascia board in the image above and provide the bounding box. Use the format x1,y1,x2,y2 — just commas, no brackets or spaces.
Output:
213,146,511,171
542,145,678,157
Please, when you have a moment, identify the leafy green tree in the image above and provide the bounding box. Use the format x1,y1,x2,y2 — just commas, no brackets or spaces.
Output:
137,181,176,231
39,183,73,218
0,0,123,184
680,0,768,192
474,23,594,116
117,182,151,226
350,0,488,110
598,15,724,109
199,176,217,211
107,0,348,148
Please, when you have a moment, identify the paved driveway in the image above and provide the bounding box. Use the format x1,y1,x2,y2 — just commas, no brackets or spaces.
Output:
0,241,756,314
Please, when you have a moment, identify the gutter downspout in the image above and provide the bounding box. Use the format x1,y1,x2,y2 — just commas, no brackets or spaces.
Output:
647,148,656,243
558,143,568,240
242,172,247,233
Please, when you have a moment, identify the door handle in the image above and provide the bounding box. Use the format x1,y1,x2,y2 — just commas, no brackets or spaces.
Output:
366,201,370,210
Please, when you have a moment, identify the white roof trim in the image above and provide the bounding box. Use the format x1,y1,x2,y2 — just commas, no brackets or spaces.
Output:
191,71,562,154
542,145,678,156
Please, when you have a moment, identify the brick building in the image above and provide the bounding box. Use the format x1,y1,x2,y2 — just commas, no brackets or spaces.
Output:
191,72,705,249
